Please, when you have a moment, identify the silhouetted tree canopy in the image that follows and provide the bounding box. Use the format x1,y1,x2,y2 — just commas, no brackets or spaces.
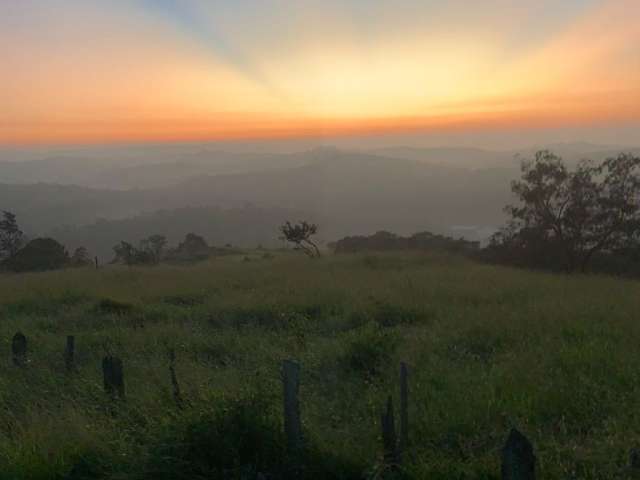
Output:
112,241,151,265
140,234,168,264
165,233,210,262
279,221,320,257
0,211,24,260
2,238,69,272
70,246,92,267
112,234,171,265
489,150,640,272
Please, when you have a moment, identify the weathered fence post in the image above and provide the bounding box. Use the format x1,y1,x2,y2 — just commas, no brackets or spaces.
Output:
381,395,399,468
502,428,535,480
399,362,409,459
12,332,27,366
630,449,640,477
168,349,183,409
102,356,125,399
64,335,75,372
282,360,303,453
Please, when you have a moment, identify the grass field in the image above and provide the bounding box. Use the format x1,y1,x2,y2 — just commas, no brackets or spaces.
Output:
0,251,639,479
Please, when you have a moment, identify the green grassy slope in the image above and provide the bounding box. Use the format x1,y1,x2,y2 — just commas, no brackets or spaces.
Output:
0,252,639,479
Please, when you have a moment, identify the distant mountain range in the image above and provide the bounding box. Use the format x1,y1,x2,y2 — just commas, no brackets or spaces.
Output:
1,144,637,259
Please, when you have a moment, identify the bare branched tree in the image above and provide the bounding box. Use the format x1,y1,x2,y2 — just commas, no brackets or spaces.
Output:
279,220,321,258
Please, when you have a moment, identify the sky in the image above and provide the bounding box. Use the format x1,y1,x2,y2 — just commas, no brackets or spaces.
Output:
1,0,639,146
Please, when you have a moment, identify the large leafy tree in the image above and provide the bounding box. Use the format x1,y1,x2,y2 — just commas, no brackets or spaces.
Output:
494,150,640,272
140,234,168,264
112,241,153,266
70,246,92,267
3,238,69,272
0,211,24,260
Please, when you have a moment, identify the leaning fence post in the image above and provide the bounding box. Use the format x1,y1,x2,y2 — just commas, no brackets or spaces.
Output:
381,395,399,468
282,360,303,454
102,355,125,399
399,362,409,459
64,335,75,372
12,332,27,366
501,428,535,480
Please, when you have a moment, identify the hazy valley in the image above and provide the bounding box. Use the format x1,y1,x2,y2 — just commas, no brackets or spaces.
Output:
4,143,637,261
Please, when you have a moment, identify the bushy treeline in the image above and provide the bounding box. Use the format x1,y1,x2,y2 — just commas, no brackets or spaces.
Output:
0,211,93,272
112,232,213,265
0,210,224,272
330,230,479,254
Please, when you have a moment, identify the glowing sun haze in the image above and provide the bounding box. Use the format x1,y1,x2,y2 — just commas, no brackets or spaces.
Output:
2,0,639,145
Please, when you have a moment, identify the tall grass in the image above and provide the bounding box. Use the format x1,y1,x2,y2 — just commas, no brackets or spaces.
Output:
0,251,638,478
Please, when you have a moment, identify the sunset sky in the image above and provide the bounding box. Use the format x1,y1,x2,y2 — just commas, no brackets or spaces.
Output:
1,0,639,145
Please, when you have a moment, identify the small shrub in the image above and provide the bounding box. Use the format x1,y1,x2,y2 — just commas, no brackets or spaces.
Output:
362,255,380,269
146,393,285,479
343,322,398,376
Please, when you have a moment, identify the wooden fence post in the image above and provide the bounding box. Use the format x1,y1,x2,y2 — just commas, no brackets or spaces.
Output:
282,360,303,454
12,332,27,366
94,256,99,269
64,335,75,372
502,428,535,480
381,395,399,468
102,356,125,399
630,449,640,477
168,349,183,409
399,362,409,459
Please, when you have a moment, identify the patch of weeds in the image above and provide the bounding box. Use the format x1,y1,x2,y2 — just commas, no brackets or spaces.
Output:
210,306,314,330
346,301,432,329
161,293,207,307
343,322,398,376
362,255,380,269
292,303,342,320
3,291,91,317
442,325,507,364
344,311,372,331
371,300,432,327
145,392,362,480
57,291,92,307
560,326,589,346
64,450,115,479
91,298,135,316
193,342,234,367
